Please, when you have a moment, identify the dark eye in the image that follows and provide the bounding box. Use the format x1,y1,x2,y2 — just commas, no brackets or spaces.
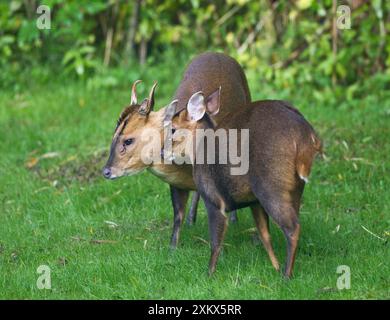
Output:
124,138,134,146
171,128,176,135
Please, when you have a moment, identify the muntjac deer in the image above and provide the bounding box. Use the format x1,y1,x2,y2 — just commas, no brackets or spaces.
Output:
102,52,251,248
163,90,322,278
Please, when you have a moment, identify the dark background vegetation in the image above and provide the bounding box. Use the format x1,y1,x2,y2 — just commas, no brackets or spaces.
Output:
0,0,389,299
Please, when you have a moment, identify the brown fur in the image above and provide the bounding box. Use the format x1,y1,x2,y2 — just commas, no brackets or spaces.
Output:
174,52,251,118
103,52,251,247
168,99,322,277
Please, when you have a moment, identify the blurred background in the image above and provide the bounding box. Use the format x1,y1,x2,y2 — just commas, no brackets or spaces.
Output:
1,0,389,101
1,1,389,299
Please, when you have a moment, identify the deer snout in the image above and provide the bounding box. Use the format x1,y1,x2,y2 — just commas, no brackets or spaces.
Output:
102,167,112,179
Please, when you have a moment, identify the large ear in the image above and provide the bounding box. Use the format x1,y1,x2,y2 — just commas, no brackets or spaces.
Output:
138,81,157,116
130,79,142,105
187,91,206,122
163,99,178,124
205,86,221,116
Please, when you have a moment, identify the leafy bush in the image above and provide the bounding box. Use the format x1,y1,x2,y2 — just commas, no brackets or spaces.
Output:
0,0,388,95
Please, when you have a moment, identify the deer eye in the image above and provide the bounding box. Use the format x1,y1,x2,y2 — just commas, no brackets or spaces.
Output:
123,138,134,146
171,128,176,135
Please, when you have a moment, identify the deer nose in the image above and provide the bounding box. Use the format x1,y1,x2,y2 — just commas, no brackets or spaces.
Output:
103,167,111,179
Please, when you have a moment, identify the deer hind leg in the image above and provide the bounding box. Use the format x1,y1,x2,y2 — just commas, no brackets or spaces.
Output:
169,186,189,249
250,204,280,271
281,183,304,278
282,220,300,278
252,185,301,278
204,200,228,276
186,191,200,226
266,202,300,278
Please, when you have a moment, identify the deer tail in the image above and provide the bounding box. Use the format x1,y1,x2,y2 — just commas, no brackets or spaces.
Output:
296,132,323,183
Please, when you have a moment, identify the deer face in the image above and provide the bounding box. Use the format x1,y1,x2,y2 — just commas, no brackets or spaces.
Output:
102,81,164,179
162,88,221,164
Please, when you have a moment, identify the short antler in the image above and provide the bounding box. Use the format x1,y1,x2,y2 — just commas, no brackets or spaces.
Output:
148,81,158,110
138,81,158,116
131,80,142,105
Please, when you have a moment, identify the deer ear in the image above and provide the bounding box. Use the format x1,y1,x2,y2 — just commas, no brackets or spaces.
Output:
163,99,178,123
187,91,206,122
138,98,150,116
205,87,221,116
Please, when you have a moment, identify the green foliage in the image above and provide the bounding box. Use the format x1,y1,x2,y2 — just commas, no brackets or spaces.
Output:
62,39,98,76
0,0,388,92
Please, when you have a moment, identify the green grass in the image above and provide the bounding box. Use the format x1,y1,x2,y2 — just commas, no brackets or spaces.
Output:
0,73,389,299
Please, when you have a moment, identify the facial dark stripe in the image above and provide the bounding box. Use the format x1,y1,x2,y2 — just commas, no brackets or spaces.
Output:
106,134,120,167
114,105,137,133
118,119,129,136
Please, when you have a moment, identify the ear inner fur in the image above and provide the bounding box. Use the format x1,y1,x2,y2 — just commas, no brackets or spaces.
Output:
206,86,221,116
187,91,206,121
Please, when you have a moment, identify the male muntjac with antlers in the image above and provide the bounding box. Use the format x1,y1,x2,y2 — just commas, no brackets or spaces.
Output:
102,53,251,248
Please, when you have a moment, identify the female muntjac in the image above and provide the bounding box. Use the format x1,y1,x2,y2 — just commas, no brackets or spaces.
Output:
163,90,322,277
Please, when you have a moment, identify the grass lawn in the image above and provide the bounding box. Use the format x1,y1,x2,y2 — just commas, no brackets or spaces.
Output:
0,74,389,299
